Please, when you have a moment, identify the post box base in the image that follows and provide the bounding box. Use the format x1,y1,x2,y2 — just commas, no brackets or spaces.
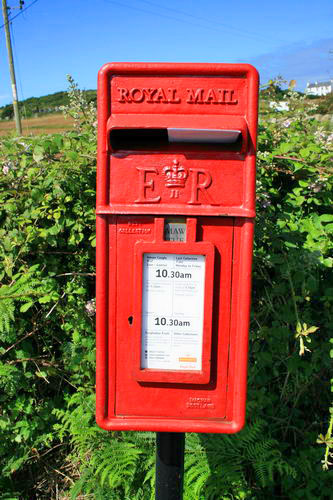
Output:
96,416,245,434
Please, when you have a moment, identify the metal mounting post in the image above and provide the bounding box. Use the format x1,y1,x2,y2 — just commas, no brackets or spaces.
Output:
155,432,185,500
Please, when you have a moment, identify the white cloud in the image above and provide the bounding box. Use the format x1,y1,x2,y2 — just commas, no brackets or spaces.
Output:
249,38,333,91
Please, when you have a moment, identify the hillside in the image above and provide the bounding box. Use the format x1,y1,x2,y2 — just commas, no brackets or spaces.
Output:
0,89,97,120
1,86,332,121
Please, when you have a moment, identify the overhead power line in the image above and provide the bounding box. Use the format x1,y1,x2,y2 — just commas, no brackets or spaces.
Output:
139,0,286,45
0,0,38,29
105,0,286,46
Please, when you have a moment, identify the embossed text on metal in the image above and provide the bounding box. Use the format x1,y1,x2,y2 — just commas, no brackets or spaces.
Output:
116,86,238,105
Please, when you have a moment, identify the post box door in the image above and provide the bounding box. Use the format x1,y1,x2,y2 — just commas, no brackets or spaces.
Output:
112,215,234,420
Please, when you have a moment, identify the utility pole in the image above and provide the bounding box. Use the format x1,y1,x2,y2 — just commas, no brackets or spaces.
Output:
2,0,22,135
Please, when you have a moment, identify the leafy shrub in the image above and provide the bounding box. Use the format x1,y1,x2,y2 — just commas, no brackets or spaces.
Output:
0,113,96,497
315,93,333,115
0,80,332,499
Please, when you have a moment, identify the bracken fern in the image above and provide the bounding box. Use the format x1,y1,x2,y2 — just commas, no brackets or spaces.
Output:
184,420,296,499
54,389,156,499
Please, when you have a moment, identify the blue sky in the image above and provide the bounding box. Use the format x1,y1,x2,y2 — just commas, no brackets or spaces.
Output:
0,0,332,106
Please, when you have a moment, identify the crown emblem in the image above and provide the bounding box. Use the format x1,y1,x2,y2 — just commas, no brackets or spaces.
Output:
163,160,188,187
162,160,188,198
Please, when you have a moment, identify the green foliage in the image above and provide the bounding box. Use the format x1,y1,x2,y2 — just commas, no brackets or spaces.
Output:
0,92,96,496
53,389,156,499
184,421,296,499
0,89,97,120
0,77,333,498
60,75,97,133
251,85,333,497
315,92,333,115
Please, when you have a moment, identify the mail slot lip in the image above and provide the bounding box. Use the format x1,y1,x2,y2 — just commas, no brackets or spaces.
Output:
107,115,249,154
109,128,243,152
168,128,241,144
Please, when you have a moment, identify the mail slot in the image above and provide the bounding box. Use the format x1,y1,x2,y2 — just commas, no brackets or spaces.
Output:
96,62,259,433
110,128,242,151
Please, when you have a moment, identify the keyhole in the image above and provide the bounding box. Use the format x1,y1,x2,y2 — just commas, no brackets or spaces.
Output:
128,316,133,325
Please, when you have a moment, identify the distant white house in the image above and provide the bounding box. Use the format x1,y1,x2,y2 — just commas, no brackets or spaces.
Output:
305,80,333,96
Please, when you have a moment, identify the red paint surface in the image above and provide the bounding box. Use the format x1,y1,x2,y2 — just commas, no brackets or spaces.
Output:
96,63,258,433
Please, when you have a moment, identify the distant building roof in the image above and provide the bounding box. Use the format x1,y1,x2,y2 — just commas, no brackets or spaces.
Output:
306,80,333,89
305,80,333,96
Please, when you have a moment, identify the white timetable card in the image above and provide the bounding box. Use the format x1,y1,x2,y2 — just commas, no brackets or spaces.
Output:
141,253,205,371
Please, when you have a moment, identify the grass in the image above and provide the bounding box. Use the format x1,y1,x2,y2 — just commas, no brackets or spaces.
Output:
0,113,75,136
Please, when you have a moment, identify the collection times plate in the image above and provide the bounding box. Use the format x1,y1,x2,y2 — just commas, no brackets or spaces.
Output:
141,253,206,371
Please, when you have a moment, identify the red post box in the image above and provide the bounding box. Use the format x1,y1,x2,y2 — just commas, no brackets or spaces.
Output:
96,63,258,433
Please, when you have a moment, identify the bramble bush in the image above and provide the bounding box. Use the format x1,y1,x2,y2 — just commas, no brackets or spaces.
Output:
0,78,332,499
0,80,97,498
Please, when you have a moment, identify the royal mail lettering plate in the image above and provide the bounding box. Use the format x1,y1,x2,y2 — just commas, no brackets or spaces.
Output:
141,253,206,371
